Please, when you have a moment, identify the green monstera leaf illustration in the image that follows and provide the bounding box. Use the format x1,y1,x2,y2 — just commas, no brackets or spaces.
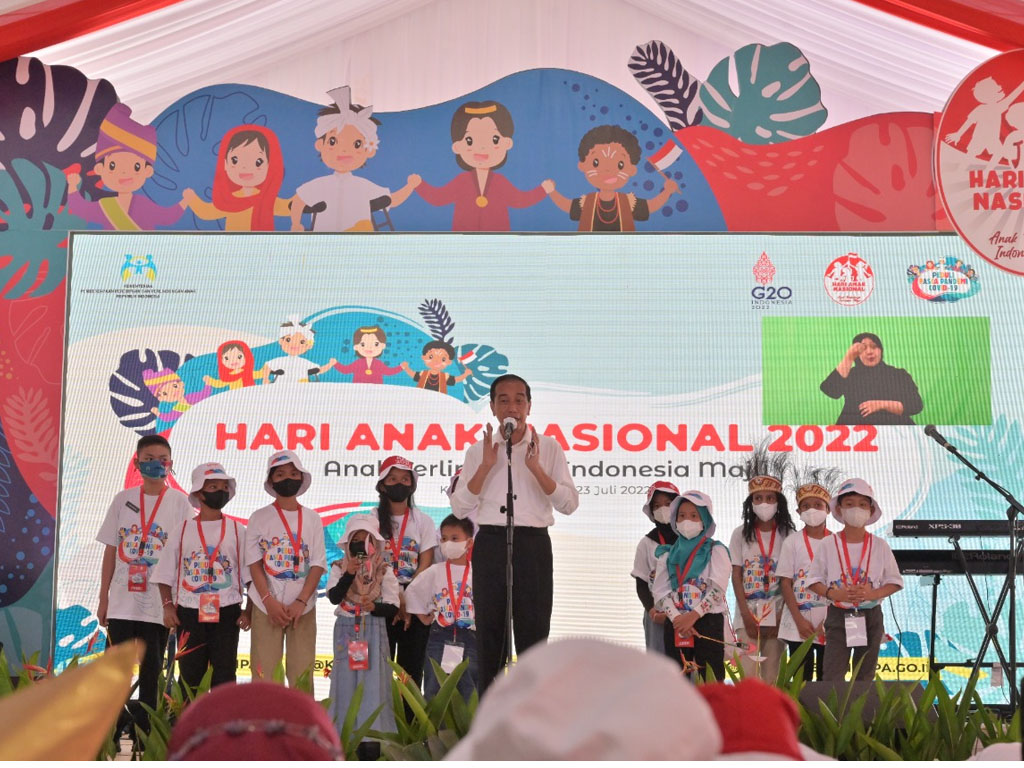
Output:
699,42,827,144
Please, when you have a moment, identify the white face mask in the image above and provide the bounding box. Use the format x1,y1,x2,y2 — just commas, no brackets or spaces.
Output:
800,508,828,528
440,540,469,560
843,507,871,529
652,506,673,525
752,502,778,521
678,520,704,540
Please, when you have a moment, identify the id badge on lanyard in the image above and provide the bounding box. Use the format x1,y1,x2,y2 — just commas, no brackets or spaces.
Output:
845,613,868,647
199,592,221,623
674,630,694,648
348,605,370,670
441,642,465,673
128,563,148,592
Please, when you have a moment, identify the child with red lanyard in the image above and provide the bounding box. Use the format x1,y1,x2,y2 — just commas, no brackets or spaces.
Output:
776,468,841,681
95,434,194,736
630,481,679,654
405,514,477,699
728,447,794,682
326,514,399,759
652,490,731,680
374,455,438,690
807,478,903,681
153,462,251,691
244,450,327,689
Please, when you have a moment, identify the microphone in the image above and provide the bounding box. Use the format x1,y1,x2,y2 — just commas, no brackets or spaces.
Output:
924,424,954,451
502,417,517,440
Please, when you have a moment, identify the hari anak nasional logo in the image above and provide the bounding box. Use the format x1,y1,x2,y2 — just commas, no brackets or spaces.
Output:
906,256,980,302
120,254,157,283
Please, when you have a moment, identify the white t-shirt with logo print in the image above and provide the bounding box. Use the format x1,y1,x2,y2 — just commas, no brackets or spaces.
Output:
152,517,248,609
776,530,832,643
729,523,790,628
404,561,475,630
244,503,327,615
96,487,195,624
378,507,439,585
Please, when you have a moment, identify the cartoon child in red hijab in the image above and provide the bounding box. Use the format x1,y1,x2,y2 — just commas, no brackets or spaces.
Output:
204,340,268,390
183,125,292,231
416,100,552,231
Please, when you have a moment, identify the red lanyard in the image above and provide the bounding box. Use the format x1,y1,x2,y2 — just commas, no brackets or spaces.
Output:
274,503,303,573
354,603,362,635
657,531,666,546
446,560,471,634
196,517,227,583
755,524,777,589
138,487,167,550
388,512,411,576
837,531,873,586
674,536,708,589
803,529,831,561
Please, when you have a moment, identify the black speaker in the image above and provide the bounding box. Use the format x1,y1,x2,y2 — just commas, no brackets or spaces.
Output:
798,680,935,725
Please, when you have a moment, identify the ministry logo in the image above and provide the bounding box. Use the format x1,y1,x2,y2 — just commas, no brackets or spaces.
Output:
120,254,157,283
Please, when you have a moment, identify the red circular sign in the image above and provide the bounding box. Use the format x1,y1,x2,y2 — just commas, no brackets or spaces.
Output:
937,49,1024,276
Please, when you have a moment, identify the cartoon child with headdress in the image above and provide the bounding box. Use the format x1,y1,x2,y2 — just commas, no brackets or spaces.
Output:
290,86,420,232
399,340,472,394
144,369,212,433
66,104,187,230
264,315,334,383
546,124,678,231
328,326,404,385
203,340,269,390
183,125,292,231
416,100,553,230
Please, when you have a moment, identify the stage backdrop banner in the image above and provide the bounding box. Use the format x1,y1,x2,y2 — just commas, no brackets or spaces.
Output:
58,232,1021,701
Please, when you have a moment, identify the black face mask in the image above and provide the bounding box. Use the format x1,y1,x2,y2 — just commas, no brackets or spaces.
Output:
383,484,412,503
272,477,303,498
202,490,230,510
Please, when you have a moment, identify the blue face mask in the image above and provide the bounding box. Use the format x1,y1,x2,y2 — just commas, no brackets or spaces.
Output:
138,459,168,479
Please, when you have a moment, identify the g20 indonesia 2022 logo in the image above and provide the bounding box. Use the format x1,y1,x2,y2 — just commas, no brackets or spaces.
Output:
906,257,980,303
750,252,792,308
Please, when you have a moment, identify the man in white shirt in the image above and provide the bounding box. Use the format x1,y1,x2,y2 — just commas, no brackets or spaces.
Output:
450,374,578,692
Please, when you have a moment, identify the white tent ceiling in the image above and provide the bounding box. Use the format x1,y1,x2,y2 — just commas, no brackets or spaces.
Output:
27,0,997,125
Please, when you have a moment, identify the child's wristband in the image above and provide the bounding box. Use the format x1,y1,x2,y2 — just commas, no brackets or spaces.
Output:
261,592,272,603
296,596,308,605
162,599,174,607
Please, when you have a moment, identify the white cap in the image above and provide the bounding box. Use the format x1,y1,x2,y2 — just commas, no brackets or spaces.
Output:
264,450,312,498
339,513,385,547
445,638,722,760
828,478,882,525
188,462,237,508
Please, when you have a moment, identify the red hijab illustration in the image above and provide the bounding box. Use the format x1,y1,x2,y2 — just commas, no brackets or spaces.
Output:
217,340,257,387
211,125,285,231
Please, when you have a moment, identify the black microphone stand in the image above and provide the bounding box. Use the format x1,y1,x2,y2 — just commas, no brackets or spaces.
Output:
931,431,1024,711
499,426,515,672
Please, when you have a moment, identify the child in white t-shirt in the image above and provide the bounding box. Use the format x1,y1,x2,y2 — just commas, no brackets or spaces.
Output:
373,455,439,689
153,462,250,692
653,490,731,680
96,434,194,734
631,482,679,654
244,450,327,689
406,514,477,699
326,513,400,752
729,458,795,682
777,470,840,681
808,478,904,681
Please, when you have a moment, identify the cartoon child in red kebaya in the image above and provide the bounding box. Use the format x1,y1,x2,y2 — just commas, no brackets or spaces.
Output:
204,340,268,390
329,326,404,384
400,340,472,394
416,100,553,231
546,125,678,231
183,125,292,231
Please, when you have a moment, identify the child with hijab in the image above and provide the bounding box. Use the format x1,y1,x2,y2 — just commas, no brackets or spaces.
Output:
652,490,731,680
631,482,679,654
326,513,400,754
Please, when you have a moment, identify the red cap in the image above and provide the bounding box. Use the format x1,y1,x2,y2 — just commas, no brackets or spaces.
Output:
697,679,803,760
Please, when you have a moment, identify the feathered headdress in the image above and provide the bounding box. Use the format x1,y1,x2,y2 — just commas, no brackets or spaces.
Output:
789,464,844,506
743,437,790,496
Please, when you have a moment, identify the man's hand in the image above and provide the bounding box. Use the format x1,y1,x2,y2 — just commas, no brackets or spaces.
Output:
524,427,542,473
479,423,500,471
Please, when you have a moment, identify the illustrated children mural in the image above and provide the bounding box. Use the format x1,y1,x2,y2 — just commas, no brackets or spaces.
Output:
330,326,403,384
416,100,553,230
944,75,1024,161
183,125,292,231
144,368,212,433
66,104,187,231
400,340,472,393
291,86,420,232
264,316,333,383
203,340,268,390
546,124,678,231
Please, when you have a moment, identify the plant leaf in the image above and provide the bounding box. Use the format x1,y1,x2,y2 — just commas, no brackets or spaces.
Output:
627,40,703,130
